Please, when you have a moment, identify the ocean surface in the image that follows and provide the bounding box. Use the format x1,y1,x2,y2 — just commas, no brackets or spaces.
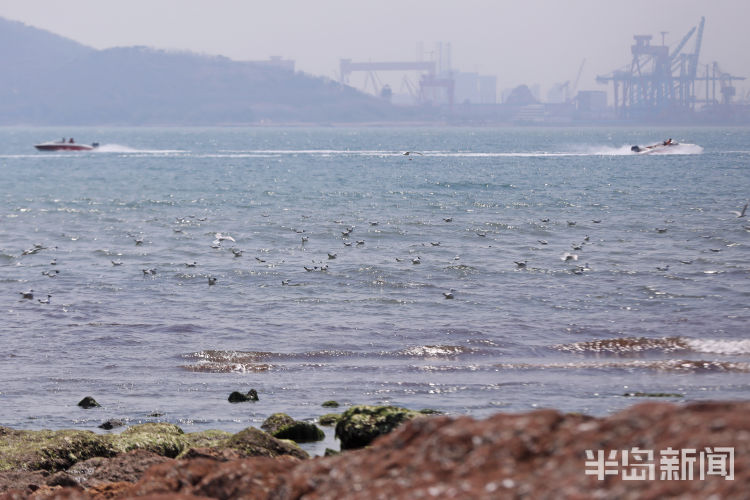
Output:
1,126,749,452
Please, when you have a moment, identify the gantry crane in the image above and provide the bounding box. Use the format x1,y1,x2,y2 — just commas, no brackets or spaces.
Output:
596,18,708,117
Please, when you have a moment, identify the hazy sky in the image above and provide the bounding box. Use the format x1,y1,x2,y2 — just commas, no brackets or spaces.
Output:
3,0,749,98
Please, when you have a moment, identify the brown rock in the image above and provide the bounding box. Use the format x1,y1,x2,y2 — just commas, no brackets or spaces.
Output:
65,449,173,487
0,470,49,494
4,401,749,499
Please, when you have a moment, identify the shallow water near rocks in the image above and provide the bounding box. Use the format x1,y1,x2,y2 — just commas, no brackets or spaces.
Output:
1,126,748,451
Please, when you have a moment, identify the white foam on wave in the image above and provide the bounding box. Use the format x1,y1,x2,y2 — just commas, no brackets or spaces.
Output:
684,339,750,355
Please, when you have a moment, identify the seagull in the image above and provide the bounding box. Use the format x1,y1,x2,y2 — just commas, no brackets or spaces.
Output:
443,290,455,299
561,252,578,262
583,235,590,242
343,241,352,247
19,290,33,300
514,260,527,268
207,276,217,285
232,248,243,257
567,221,576,226
540,218,550,223
572,243,583,250
592,219,602,224
356,240,365,246
111,260,123,266
538,239,548,245
443,217,453,222
38,295,51,304
412,256,421,264
185,261,197,267
21,244,45,256
214,233,235,243
328,252,337,259
370,221,379,226
655,228,668,233
50,259,57,265
134,237,144,246
281,279,290,285
730,202,748,218
402,151,423,156
255,257,266,263
41,269,59,277
430,242,440,246
142,268,157,275
301,236,309,244
656,265,670,271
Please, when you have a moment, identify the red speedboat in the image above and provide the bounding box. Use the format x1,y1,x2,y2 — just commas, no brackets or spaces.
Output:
35,138,99,151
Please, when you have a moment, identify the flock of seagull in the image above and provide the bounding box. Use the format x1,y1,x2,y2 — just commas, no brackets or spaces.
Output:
15,199,749,305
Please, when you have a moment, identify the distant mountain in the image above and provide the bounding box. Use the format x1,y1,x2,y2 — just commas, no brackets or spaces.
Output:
0,17,407,125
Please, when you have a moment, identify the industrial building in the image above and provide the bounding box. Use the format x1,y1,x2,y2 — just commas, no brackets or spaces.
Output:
338,19,748,124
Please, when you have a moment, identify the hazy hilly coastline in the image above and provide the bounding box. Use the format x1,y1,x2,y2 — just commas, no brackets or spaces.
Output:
0,17,410,126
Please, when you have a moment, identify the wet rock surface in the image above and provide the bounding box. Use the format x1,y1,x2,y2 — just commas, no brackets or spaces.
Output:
1,401,748,499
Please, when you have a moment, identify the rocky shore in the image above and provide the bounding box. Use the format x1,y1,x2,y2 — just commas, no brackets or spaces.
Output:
0,401,747,499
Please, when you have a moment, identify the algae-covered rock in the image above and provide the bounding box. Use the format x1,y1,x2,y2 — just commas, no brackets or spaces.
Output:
322,400,340,408
228,389,259,403
113,423,187,458
223,427,308,459
182,429,233,450
318,413,340,426
0,427,115,472
77,397,101,409
261,413,296,434
334,405,424,450
418,408,443,415
261,413,324,443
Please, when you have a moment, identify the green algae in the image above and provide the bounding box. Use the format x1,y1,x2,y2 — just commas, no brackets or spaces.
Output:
261,413,324,443
334,405,425,450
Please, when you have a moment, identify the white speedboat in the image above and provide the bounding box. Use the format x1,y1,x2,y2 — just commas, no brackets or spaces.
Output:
631,139,678,154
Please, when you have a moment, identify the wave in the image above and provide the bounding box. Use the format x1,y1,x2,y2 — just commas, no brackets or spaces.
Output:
495,359,750,373
554,336,750,355
180,344,477,372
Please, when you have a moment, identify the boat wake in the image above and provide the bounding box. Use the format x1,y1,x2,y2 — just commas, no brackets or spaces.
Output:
94,143,186,154
584,143,703,156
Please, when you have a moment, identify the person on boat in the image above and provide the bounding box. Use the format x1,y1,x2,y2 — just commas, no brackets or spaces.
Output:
663,138,673,146
69,138,75,143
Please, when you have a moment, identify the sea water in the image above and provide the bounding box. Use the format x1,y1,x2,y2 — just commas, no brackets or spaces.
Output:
0,126,748,448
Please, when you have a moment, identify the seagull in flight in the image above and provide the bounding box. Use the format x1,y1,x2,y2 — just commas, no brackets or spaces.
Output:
402,151,423,156
730,202,748,218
